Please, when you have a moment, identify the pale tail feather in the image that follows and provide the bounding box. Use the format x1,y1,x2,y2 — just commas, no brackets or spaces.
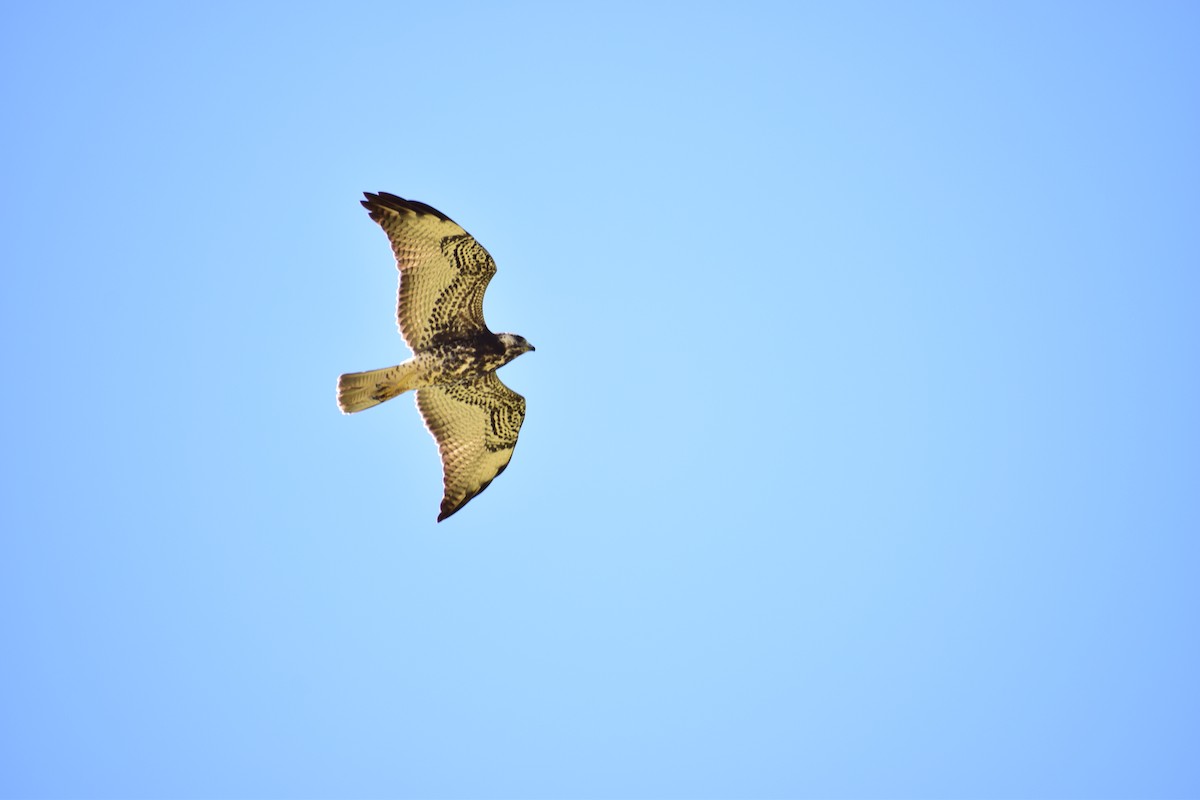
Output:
337,363,419,414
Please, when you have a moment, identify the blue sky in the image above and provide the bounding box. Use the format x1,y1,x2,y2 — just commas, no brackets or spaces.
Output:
2,2,1198,798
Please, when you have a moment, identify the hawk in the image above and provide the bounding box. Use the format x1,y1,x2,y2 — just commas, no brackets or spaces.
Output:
337,193,535,522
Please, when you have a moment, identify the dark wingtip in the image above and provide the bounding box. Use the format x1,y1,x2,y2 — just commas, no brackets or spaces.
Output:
361,192,455,223
437,499,462,522
435,475,502,522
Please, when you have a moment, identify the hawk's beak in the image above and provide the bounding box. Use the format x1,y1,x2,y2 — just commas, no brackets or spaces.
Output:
528,344,536,352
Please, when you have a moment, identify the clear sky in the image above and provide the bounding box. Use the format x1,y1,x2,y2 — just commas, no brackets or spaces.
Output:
2,2,1198,798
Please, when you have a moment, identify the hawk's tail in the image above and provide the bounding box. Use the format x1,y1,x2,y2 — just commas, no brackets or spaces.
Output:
337,363,419,414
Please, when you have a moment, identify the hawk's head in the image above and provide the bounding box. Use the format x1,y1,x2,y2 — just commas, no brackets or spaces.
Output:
498,333,536,361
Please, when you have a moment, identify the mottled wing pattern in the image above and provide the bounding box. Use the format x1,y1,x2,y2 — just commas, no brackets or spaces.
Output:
415,372,526,521
361,192,497,350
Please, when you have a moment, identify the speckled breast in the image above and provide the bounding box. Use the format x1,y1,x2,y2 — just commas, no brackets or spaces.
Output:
419,332,508,385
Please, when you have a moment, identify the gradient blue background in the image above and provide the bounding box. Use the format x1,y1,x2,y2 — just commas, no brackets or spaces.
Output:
3,2,1198,797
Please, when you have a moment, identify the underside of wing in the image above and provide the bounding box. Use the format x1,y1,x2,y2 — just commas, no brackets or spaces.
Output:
415,373,526,522
361,192,497,350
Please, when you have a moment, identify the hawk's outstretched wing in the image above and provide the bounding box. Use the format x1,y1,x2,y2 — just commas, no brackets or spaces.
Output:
415,372,526,522
361,192,497,350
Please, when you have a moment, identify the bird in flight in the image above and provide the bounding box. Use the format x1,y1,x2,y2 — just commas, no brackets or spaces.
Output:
337,193,535,522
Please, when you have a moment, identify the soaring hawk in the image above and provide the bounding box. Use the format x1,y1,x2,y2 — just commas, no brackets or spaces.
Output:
337,193,534,522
